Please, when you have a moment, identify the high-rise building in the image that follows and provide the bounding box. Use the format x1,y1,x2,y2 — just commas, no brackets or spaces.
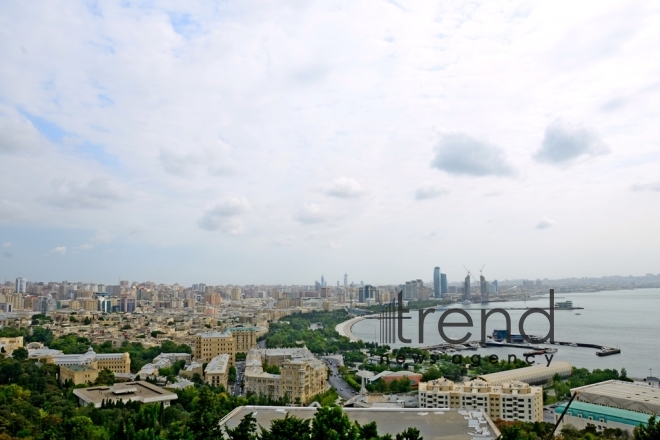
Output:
321,275,326,287
463,275,471,301
402,279,424,300
358,285,380,303
493,280,499,293
441,274,448,294
15,277,27,294
433,267,441,298
480,275,488,302
344,273,348,286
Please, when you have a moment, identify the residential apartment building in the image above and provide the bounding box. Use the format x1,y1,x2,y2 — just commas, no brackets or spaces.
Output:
193,331,236,365
418,378,544,422
205,353,230,389
243,347,327,404
227,326,258,353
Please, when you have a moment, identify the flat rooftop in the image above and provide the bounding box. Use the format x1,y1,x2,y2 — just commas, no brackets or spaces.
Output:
220,406,499,440
556,401,651,427
572,380,660,415
73,381,177,408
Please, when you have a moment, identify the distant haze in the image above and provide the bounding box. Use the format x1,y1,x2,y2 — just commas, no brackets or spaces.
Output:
1,1,659,285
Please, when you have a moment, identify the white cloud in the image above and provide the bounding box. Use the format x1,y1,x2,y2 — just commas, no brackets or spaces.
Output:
534,120,609,165
415,183,449,200
50,246,67,255
295,204,325,224
326,240,341,249
48,178,128,209
198,197,251,233
0,199,27,222
536,218,557,230
631,182,660,192
0,116,42,155
75,243,94,251
2,242,10,248
323,177,364,198
431,134,516,177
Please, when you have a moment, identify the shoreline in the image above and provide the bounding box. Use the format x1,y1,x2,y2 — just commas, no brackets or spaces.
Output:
335,316,365,342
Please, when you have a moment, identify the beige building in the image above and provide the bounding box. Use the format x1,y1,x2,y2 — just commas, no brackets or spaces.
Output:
60,364,99,385
230,288,242,301
418,378,544,422
194,331,236,365
205,353,230,389
227,326,258,353
80,299,98,312
243,347,327,404
96,352,131,373
0,336,24,356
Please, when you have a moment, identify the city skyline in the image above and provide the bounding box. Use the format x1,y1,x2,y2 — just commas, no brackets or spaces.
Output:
1,2,660,284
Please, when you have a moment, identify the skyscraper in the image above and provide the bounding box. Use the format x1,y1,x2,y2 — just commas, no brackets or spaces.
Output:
15,277,27,294
344,273,348,286
441,274,448,295
463,275,471,301
433,267,441,298
321,275,326,287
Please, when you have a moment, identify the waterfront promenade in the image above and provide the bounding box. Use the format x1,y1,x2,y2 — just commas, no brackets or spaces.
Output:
335,316,365,342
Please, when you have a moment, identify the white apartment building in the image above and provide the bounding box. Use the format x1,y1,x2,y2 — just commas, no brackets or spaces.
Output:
418,378,544,422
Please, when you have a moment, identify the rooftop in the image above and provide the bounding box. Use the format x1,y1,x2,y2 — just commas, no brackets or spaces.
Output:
196,331,232,338
220,406,500,440
478,361,572,385
73,381,177,408
556,401,651,426
572,380,660,415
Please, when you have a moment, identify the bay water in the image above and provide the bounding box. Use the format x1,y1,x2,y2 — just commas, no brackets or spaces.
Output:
350,288,660,378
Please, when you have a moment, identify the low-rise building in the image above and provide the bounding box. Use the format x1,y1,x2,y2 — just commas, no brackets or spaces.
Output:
205,353,230,388
73,381,177,408
243,347,327,404
554,401,651,434
60,364,99,385
478,361,572,386
571,380,660,415
418,378,544,422
220,406,500,439
0,336,23,356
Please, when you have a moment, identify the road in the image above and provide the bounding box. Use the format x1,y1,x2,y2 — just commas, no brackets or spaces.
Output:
231,361,245,396
322,357,359,400
543,403,562,424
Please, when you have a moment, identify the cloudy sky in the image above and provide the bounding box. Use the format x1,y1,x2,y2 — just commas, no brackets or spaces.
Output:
1,1,659,286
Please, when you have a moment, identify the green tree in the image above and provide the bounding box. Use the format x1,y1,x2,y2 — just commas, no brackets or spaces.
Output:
225,412,258,440
189,386,225,440
395,427,422,440
11,347,28,361
311,406,358,440
260,414,311,440
84,317,92,325
357,421,379,440
634,415,660,440
95,368,116,386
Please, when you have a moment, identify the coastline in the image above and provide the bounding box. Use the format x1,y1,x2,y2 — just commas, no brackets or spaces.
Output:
335,316,365,342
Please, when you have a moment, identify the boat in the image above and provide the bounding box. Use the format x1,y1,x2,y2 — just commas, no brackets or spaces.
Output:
491,329,543,343
575,313,582,315
568,343,578,347
596,347,621,357
467,342,482,349
544,347,558,353
523,350,545,356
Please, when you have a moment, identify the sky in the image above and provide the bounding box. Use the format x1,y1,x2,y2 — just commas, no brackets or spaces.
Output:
1,1,659,286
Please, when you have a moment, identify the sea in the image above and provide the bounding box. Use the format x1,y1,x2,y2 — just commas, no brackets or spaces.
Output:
350,288,660,379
